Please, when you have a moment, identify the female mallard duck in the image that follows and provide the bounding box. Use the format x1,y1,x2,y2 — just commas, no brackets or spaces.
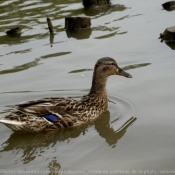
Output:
0,57,132,132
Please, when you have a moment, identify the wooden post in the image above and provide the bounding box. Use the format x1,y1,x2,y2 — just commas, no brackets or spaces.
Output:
65,17,91,31
47,17,54,34
83,0,110,8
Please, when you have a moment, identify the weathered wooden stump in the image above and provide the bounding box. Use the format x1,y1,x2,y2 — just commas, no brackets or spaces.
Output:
83,0,110,8
159,26,175,42
65,17,91,31
66,28,92,39
6,27,22,38
47,17,54,34
162,1,175,11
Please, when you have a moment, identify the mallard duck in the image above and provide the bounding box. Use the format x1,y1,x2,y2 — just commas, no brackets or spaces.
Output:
0,57,132,132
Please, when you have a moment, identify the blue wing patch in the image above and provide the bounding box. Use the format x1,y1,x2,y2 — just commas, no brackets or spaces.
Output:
43,114,57,122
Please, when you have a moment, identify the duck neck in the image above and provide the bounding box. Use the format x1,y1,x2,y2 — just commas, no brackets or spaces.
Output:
89,72,108,97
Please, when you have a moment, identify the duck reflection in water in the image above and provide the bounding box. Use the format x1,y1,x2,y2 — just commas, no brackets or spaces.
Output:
0,111,136,164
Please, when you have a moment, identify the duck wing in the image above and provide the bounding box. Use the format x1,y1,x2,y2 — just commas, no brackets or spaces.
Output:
0,97,79,132
6,97,77,116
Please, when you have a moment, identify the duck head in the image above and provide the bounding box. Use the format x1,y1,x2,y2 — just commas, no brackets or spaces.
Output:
90,57,132,95
94,57,132,78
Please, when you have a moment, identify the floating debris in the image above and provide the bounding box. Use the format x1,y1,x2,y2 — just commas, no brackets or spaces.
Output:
6,27,22,38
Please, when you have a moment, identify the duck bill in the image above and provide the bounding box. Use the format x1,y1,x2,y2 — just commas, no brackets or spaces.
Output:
117,68,132,78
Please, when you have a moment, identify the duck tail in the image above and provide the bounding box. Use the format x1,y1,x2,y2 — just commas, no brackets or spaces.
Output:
0,117,25,132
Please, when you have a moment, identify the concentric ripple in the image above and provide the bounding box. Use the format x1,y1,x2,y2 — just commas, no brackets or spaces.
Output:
108,94,136,132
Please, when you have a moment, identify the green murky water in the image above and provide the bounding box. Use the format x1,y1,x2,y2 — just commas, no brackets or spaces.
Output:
0,0,175,174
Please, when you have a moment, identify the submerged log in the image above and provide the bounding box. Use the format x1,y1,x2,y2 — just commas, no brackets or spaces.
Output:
47,17,54,34
83,0,110,8
162,1,175,11
65,17,91,31
159,26,175,42
6,27,22,38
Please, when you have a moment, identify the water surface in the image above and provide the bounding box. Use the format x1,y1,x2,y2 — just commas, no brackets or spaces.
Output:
0,0,175,174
